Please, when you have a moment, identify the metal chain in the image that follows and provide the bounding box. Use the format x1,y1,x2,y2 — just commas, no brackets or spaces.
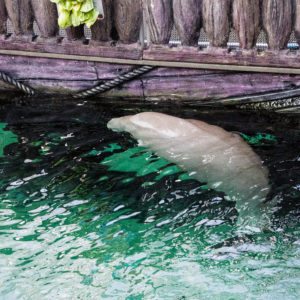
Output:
73,65,154,99
237,97,300,112
0,71,35,95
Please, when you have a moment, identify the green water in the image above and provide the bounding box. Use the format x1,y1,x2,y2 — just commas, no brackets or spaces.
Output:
0,100,299,299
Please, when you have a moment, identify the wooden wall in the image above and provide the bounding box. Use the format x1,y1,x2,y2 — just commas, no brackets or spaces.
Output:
0,0,299,69
0,0,300,101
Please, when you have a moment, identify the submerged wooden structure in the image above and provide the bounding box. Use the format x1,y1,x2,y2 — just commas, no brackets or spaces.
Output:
0,0,300,111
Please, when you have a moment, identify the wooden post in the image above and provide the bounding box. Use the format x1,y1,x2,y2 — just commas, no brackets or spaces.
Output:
233,0,261,49
31,0,58,39
172,0,202,46
262,0,293,50
143,0,174,45
91,0,113,42
294,0,300,45
65,26,85,41
114,0,142,44
4,0,34,37
0,0,7,35
202,0,231,47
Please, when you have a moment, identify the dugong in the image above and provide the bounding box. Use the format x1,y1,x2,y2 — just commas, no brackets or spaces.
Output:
107,112,272,230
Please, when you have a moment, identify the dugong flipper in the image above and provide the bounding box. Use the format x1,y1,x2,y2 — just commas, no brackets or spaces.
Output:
107,112,271,230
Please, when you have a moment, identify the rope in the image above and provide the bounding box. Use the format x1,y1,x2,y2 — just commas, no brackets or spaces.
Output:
73,65,154,99
0,71,35,95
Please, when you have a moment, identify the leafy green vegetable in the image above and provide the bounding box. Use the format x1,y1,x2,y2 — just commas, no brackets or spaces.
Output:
50,0,99,28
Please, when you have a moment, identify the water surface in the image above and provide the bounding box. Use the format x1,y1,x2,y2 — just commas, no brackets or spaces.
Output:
0,98,299,299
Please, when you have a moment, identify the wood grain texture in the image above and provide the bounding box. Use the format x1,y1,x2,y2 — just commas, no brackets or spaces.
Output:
173,0,202,46
65,26,85,41
114,0,142,43
232,0,261,49
0,39,142,59
294,0,300,44
0,55,300,101
31,0,58,38
91,0,113,42
143,0,174,44
143,46,300,69
262,0,293,50
202,0,231,47
4,0,34,36
0,0,7,34
142,72,300,101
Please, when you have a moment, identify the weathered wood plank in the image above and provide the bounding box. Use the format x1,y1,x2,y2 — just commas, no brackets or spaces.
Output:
4,0,34,37
0,0,7,35
142,67,221,78
143,0,174,44
294,0,300,45
202,0,231,47
262,0,293,50
142,72,300,101
232,0,261,49
31,0,58,39
1,55,300,102
0,55,98,80
0,39,142,59
65,26,85,41
91,0,113,42
143,46,300,69
114,0,142,44
173,0,202,46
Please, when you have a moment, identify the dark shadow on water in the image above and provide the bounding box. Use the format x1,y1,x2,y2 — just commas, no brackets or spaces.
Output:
0,96,299,230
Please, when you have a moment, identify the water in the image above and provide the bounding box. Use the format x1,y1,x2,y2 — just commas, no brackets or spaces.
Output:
0,98,299,300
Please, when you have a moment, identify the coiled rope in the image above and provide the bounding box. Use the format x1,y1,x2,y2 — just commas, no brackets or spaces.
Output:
0,71,35,95
73,65,154,99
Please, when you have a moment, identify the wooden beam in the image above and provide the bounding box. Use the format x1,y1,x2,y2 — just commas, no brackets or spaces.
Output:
114,0,142,44
91,0,113,42
143,46,300,71
143,0,174,44
232,0,261,49
202,0,231,47
1,49,300,75
31,0,58,39
0,0,7,35
173,0,202,46
262,0,293,50
65,26,85,42
1,54,300,101
4,0,34,37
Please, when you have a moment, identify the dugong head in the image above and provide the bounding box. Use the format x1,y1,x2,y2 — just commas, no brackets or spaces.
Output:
108,112,200,140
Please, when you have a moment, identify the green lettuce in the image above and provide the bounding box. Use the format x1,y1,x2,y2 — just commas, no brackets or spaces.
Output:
50,0,99,28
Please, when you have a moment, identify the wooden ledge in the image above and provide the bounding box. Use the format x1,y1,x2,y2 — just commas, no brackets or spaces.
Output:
0,38,142,60
143,45,300,69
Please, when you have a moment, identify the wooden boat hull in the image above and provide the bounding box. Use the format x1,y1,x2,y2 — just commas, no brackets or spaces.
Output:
0,54,300,103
